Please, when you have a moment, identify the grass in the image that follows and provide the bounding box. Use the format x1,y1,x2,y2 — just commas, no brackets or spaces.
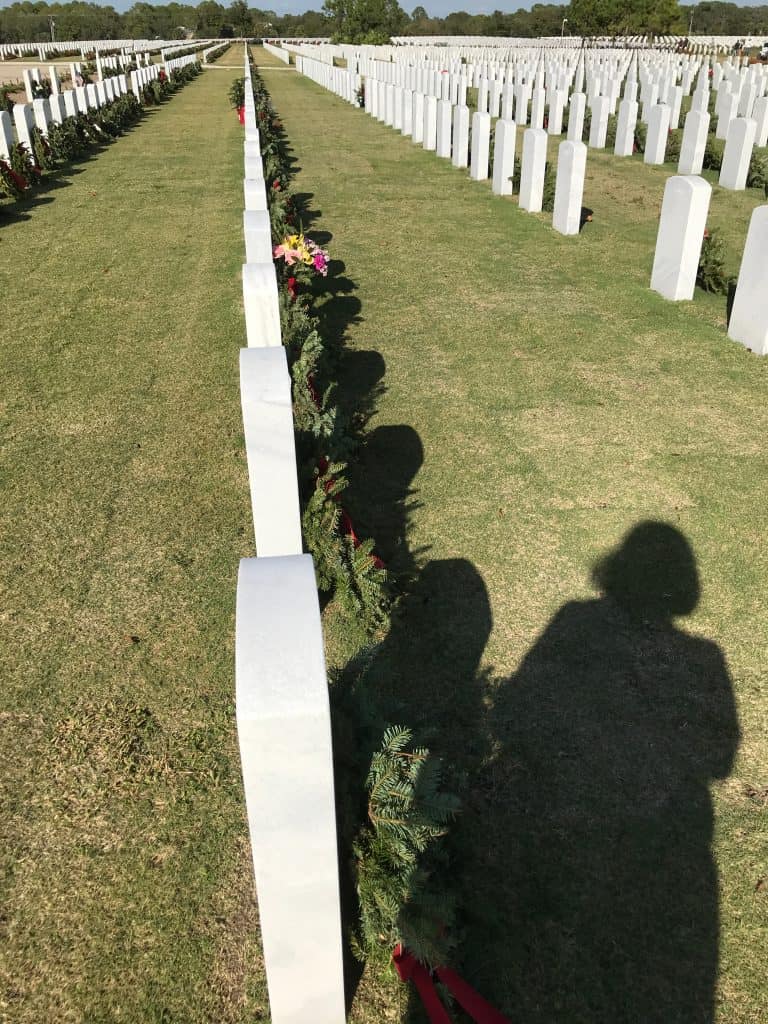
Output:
0,67,268,1022
1,48,766,1023
261,65,768,1024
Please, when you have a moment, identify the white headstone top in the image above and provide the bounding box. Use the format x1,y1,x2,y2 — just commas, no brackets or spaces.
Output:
236,554,345,1024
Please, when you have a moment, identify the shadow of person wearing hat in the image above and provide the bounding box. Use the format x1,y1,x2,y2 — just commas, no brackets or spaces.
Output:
454,521,740,1024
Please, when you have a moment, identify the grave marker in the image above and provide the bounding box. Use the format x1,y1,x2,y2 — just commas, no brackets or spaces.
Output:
553,140,587,235
728,205,768,355
650,175,711,301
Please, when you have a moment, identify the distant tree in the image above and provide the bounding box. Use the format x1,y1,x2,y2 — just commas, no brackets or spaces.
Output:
411,5,428,18
228,0,252,37
195,0,226,37
323,0,408,43
568,0,684,35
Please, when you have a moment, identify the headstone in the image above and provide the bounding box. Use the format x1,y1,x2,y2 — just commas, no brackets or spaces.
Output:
553,140,587,235
531,87,546,129
48,65,60,95
644,103,671,164
393,86,403,130
548,89,566,135
728,205,768,355
754,95,768,148
436,99,452,158
32,97,50,136
719,116,756,190
422,94,437,151
239,348,302,556
650,175,712,301
244,178,268,212
469,111,491,181
519,127,548,212
384,83,394,126
244,155,264,181
235,554,345,1024
489,78,501,118
412,91,425,144
49,93,65,125
515,83,530,126
242,263,281,347
22,69,35,103
678,109,710,175
452,104,470,168
588,95,610,148
243,210,273,264
715,91,738,139
491,118,517,196
0,110,13,160
614,97,638,156
501,82,514,121
12,103,34,153
402,88,413,136
567,92,587,142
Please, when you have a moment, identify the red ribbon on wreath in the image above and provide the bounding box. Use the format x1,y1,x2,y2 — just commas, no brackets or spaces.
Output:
393,945,511,1024
306,371,320,408
315,458,385,569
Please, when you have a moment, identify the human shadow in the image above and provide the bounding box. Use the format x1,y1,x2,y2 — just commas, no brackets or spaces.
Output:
344,423,426,583
450,521,740,1024
333,556,493,1017
312,257,361,356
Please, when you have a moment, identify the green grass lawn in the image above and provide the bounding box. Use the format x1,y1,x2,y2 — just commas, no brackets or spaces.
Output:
0,67,269,1023
261,66,768,1024
1,48,766,1024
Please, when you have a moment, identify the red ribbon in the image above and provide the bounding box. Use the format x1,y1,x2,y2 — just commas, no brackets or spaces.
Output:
314,460,385,570
393,945,511,1024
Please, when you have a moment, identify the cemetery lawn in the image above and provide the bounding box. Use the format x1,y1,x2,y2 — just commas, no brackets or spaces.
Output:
0,68,268,1021
264,69,768,1023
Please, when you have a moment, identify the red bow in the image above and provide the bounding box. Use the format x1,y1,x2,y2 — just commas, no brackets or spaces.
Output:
393,945,511,1024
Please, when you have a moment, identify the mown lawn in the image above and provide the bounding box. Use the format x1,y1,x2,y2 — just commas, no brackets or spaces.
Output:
1,46,766,1024
262,64,768,1024
1,65,269,1022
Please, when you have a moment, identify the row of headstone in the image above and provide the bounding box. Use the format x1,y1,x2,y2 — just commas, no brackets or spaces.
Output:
296,55,588,237
368,57,766,192
650,176,767,355
263,42,291,65
203,41,230,64
0,60,170,165
164,53,199,75
294,52,361,104
0,38,202,62
234,47,347,1024
293,37,768,194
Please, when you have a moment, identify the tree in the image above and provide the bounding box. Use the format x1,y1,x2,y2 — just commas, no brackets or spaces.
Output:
228,0,252,37
567,0,684,35
195,0,226,37
323,0,408,43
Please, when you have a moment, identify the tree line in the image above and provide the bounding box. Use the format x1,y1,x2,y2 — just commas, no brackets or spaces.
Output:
1,0,767,46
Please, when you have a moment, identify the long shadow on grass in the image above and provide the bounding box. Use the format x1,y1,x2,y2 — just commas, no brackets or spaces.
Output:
343,521,740,1023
